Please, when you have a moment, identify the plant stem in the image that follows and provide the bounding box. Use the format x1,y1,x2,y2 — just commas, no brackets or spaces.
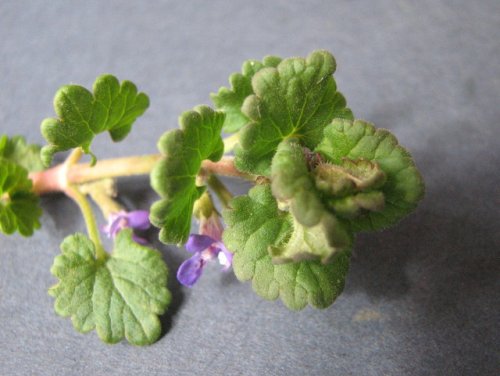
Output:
79,179,124,218
60,148,107,261
30,155,252,195
201,157,252,180
65,184,107,261
68,154,161,184
207,175,233,209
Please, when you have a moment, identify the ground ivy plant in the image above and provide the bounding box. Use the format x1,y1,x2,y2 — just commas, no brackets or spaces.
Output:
0,50,424,345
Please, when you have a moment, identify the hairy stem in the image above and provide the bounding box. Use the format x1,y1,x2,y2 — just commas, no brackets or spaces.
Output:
79,179,124,218
30,155,252,195
66,184,107,261
201,157,252,180
60,148,107,261
69,154,161,184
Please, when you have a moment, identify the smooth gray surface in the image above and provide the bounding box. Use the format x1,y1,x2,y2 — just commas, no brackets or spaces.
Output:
1,1,499,375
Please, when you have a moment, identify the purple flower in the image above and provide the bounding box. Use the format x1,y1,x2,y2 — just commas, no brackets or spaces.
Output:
102,210,150,244
176,234,233,287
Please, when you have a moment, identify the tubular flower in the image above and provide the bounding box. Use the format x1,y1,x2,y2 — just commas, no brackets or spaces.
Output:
102,210,150,244
177,212,232,287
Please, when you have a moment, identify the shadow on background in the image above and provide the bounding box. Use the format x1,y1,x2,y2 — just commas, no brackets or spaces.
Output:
343,113,500,373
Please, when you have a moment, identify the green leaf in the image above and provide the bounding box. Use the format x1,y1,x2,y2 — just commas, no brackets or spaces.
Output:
271,139,324,226
234,50,353,176
0,158,42,236
223,185,351,310
269,213,352,264
328,191,386,219
150,105,225,244
315,119,425,231
314,158,387,196
40,74,149,166
211,55,282,133
49,229,171,346
0,135,44,172
270,140,352,263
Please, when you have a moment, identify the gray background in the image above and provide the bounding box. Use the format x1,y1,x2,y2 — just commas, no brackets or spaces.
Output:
0,1,499,375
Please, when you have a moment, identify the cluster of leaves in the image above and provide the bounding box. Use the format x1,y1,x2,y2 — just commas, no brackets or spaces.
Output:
0,51,424,345
147,50,423,310
0,135,43,236
211,50,424,309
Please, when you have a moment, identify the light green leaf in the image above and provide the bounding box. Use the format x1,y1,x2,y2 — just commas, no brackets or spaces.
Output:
0,158,42,236
211,55,282,133
223,185,351,310
40,74,149,166
234,50,353,176
269,213,352,264
314,158,386,196
49,229,171,345
270,140,352,263
271,139,324,226
315,119,425,231
0,135,44,172
150,105,225,244
328,191,386,219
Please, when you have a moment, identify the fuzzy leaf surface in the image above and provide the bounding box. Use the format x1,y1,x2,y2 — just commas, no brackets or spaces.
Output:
270,140,352,263
40,74,149,165
0,135,44,172
271,139,324,226
314,158,386,196
315,119,424,231
150,105,225,244
223,185,351,310
49,229,171,346
0,158,41,236
234,50,353,176
269,213,352,264
211,55,282,133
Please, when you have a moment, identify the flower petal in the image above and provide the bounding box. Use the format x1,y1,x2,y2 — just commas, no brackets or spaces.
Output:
215,242,233,270
102,212,126,238
177,253,205,287
126,210,151,230
185,234,216,253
